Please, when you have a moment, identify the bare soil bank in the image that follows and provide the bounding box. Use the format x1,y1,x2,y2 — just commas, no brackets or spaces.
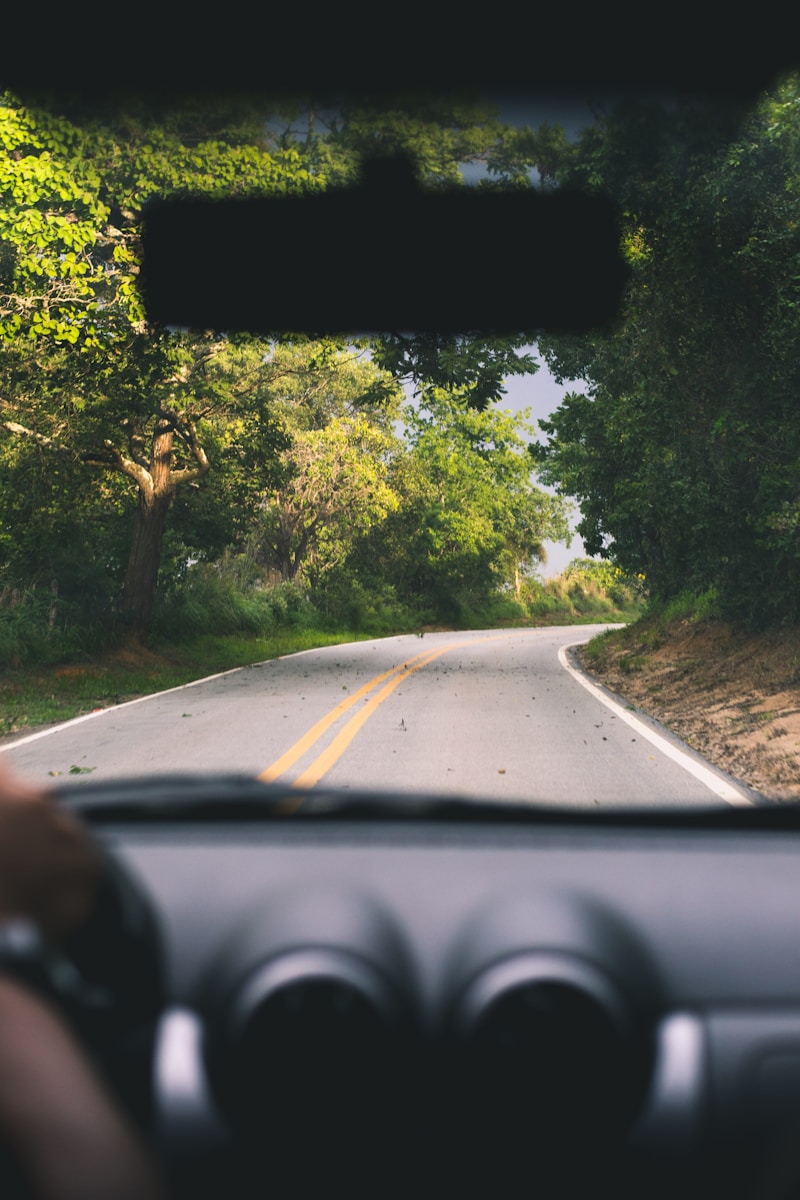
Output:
578,619,800,802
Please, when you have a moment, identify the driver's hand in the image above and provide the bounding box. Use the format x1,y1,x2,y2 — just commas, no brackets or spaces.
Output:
0,759,101,942
0,761,168,1198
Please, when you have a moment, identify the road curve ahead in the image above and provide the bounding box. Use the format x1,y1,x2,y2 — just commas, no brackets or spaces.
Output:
2,626,751,809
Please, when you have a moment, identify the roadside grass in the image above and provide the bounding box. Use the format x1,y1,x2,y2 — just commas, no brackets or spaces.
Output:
0,627,374,738
580,588,722,672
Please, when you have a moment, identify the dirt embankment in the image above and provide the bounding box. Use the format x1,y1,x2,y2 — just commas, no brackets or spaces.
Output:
577,619,800,803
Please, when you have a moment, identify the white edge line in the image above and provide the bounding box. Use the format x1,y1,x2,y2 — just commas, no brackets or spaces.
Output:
558,640,754,807
0,664,249,752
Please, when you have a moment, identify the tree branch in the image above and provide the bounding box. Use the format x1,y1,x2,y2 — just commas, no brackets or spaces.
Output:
163,339,226,387
170,415,210,486
128,433,150,470
0,420,70,455
84,440,154,498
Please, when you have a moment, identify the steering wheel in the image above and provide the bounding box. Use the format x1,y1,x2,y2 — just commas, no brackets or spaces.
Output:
0,842,166,1125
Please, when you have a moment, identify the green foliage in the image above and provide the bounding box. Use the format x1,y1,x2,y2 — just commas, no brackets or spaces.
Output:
404,390,570,605
293,97,504,187
649,588,722,625
1,90,565,642
0,95,121,344
523,563,644,626
483,121,572,188
537,77,800,628
311,574,421,635
0,90,321,634
152,565,317,641
338,391,572,622
372,334,540,411
0,91,318,347
0,432,131,619
258,341,403,434
246,345,404,585
0,584,102,668
559,557,646,609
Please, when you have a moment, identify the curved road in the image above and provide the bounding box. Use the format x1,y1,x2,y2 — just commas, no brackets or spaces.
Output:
1,626,752,808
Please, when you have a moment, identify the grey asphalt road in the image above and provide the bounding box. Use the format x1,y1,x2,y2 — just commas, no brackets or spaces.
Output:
1,626,751,808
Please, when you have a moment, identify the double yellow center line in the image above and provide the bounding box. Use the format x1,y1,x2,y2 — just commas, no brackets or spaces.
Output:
258,638,489,793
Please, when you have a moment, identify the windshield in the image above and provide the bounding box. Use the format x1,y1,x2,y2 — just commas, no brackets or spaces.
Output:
1,82,798,808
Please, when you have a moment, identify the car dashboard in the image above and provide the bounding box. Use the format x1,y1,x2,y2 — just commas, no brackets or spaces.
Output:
52,779,800,1200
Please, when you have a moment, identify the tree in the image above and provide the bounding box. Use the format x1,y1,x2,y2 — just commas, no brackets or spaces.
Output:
536,77,800,625
0,92,316,636
356,390,570,619
0,323,295,633
1,90,562,637
252,340,403,434
372,334,540,412
256,415,400,584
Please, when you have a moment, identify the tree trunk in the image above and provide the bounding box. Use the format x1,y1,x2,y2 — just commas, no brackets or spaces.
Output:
121,491,172,639
120,425,175,641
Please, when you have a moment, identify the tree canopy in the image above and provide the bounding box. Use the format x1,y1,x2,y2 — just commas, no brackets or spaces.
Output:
1,89,569,639
536,76,800,626
337,390,570,622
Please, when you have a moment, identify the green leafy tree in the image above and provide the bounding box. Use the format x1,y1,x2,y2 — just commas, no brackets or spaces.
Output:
358,390,570,619
1,90,565,639
0,92,316,636
372,334,539,413
536,77,800,625
271,97,504,188
255,415,400,584
254,340,403,434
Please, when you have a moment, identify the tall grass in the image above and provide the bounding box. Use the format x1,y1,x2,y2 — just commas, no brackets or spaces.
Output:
0,585,102,669
449,560,645,629
152,568,319,640
315,558,646,632
525,576,643,624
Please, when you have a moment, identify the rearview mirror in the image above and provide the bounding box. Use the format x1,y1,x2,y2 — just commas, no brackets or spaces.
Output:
141,156,627,334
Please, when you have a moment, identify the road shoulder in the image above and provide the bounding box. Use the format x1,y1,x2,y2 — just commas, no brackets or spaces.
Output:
574,618,800,803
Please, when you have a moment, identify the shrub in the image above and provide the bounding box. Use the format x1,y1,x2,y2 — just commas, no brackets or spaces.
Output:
0,583,98,668
152,566,319,641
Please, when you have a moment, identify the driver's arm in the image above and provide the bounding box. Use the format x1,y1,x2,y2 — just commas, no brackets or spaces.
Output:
0,760,168,1200
0,760,100,941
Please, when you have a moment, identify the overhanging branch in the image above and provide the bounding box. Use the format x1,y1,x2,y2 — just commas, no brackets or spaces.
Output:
170,414,210,485
0,419,71,455
84,439,154,498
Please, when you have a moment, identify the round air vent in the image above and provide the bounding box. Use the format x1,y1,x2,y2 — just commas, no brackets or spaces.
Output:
450,952,650,1150
206,946,411,1192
